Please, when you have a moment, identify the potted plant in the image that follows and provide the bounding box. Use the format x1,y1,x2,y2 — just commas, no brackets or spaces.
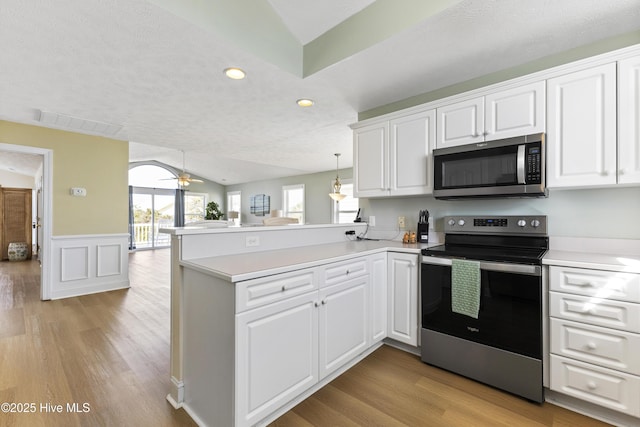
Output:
205,201,225,220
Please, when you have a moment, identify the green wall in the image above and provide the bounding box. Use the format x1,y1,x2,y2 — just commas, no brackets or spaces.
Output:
224,168,352,225
0,120,129,236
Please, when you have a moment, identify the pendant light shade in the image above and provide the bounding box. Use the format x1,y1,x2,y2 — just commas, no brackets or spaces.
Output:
329,153,347,202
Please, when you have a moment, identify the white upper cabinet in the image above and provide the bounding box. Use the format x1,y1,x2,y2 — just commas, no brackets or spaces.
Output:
436,97,485,148
353,122,388,197
547,63,617,188
436,81,545,148
388,110,436,196
353,110,435,197
485,81,546,140
618,55,640,185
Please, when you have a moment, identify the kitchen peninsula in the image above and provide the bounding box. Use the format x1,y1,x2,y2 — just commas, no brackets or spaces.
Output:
160,223,429,426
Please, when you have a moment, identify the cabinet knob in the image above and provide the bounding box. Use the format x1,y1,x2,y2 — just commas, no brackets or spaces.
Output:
321,299,327,305
586,342,597,350
587,381,597,390
346,269,350,275
281,285,286,292
314,302,319,307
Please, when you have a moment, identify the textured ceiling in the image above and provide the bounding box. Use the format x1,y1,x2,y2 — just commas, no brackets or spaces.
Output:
1,0,640,184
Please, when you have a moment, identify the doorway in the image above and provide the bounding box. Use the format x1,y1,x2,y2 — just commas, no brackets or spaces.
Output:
0,143,52,300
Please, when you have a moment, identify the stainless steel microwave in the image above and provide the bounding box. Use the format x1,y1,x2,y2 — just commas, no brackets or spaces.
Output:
433,133,546,199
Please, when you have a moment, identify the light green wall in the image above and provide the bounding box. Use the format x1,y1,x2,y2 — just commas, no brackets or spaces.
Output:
0,120,129,235
360,29,640,120
358,187,640,240
224,168,352,225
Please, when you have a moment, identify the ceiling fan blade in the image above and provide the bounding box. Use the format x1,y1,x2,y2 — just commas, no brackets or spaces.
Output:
189,178,204,183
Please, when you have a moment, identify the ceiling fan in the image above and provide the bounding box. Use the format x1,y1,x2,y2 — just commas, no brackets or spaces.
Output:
169,150,203,187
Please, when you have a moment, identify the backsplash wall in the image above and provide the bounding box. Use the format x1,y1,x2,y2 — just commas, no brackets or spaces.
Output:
360,186,640,240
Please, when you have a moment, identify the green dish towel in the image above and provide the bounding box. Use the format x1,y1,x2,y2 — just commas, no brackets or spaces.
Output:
451,259,480,319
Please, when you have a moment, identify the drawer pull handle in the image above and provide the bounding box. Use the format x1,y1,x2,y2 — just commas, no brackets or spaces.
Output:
587,381,597,390
569,279,593,287
346,269,350,275
586,342,597,350
281,285,286,292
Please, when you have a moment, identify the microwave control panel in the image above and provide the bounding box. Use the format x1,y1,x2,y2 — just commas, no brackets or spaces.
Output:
526,144,542,183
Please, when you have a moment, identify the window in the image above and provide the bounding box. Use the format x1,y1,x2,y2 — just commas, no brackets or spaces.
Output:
129,164,179,250
185,193,207,224
331,180,359,224
282,184,305,224
227,191,241,226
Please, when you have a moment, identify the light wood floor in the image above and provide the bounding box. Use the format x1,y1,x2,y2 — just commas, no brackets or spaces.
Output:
0,250,611,426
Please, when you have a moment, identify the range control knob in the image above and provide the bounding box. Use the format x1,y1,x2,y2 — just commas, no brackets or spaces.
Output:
447,219,456,226
531,219,541,228
517,219,527,227
458,219,466,226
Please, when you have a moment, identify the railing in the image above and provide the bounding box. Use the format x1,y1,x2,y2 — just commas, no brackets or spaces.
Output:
131,222,172,249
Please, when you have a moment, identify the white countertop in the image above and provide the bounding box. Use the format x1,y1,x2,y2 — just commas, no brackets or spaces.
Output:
543,249,640,273
181,240,434,282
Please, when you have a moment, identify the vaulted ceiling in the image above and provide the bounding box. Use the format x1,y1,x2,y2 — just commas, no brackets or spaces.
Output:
2,0,640,184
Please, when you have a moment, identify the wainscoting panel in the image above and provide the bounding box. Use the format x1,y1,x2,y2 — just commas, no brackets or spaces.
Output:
50,234,129,299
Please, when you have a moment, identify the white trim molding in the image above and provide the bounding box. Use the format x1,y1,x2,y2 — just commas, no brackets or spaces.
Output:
50,234,129,299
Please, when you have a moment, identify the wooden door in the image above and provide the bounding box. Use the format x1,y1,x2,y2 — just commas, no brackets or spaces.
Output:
1,188,32,260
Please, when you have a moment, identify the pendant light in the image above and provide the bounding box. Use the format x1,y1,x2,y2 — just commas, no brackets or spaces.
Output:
329,153,347,202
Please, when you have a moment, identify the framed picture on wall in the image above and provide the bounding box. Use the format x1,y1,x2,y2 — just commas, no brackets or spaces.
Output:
249,194,270,216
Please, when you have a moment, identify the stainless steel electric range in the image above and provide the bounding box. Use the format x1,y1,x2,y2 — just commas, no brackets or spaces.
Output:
421,215,548,403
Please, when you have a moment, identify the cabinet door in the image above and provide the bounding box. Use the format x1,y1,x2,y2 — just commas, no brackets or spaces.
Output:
619,55,640,184
318,276,369,380
436,97,484,148
369,253,387,344
389,110,435,196
485,81,545,140
547,63,617,187
387,252,419,346
353,122,389,197
236,292,318,426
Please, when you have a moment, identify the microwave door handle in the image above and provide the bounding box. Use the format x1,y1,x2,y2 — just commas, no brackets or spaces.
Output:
517,144,526,184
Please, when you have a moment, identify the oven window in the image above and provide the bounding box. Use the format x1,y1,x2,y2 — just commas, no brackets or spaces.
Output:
422,263,541,359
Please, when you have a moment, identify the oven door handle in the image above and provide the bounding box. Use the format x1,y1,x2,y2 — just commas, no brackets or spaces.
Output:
422,257,541,276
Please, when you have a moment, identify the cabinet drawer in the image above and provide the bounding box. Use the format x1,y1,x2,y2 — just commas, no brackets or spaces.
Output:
550,291,640,333
550,355,640,417
550,318,640,375
236,268,318,312
550,266,640,303
322,257,368,287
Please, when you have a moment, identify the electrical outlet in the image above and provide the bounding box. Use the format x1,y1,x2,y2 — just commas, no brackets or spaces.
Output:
246,236,260,247
398,216,406,229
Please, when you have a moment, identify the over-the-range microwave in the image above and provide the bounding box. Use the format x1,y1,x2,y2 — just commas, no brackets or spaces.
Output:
433,133,546,199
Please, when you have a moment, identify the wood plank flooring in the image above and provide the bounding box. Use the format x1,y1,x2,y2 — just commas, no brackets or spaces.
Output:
0,250,195,427
1,250,612,426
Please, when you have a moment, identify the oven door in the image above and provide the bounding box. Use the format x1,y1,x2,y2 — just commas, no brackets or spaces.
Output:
421,257,542,360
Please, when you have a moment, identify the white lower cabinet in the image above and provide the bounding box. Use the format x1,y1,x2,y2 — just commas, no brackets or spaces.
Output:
387,252,419,346
236,292,319,426
319,276,370,379
549,265,640,417
184,250,419,426
369,253,388,344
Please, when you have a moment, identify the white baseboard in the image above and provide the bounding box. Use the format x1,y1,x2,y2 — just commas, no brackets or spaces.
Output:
50,234,129,300
166,376,184,409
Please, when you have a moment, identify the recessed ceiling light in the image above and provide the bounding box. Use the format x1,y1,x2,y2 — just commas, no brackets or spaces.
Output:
297,98,314,107
224,67,246,80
